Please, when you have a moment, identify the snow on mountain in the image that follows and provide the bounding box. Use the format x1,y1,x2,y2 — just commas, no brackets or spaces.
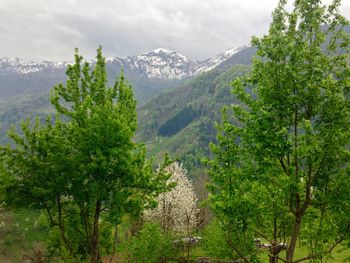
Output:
0,57,70,74
106,48,198,79
0,46,247,79
196,46,247,73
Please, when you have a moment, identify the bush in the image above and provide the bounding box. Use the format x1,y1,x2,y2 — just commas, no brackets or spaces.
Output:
120,223,177,263
36,213,49,230
201,220,232,259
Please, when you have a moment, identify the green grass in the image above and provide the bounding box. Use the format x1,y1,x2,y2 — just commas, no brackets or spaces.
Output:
0,209,49,263
190,242,350,262
257,245,350,263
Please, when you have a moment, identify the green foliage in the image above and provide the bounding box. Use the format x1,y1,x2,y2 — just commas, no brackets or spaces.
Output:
36,212,49,231
207,1,350,263
201,220,233,259
119,223,176,263
0,47,171,262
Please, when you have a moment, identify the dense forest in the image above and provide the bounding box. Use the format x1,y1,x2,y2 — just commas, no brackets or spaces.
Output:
1,0,350,263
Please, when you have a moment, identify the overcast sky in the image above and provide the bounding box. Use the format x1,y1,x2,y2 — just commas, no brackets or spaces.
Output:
0,0,349,62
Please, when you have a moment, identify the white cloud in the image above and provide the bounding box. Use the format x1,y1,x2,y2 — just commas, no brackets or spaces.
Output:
0,0,349,61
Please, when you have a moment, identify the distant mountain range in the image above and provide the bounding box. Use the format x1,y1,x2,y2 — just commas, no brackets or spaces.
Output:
0,45,255,142
0,46,246,79
0,46,246,103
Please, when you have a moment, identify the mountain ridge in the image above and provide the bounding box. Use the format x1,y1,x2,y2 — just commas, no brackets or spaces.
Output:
0,45,248,80
0,45,255,144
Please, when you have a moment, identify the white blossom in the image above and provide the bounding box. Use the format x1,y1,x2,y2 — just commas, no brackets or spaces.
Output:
144,162,199,233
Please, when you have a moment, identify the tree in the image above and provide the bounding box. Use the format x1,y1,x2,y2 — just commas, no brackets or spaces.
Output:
144,162,199,233
144,162,199,263
207,1,350,263
0,47,170,263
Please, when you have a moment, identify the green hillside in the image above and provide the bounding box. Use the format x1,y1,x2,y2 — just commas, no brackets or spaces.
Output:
137,64,251,171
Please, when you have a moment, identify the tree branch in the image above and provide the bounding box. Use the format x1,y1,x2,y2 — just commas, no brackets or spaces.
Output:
328,238,343,253
44,205,58,226
277,256,287,263
227,239,250,263
293,254,317,263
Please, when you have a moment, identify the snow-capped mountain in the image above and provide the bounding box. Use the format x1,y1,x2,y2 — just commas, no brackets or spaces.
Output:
107,46,247,79
0,45,254,105
197,46,247,73
0,46,247,80
107,48,199,80
0,45,255,140
0,57,70,74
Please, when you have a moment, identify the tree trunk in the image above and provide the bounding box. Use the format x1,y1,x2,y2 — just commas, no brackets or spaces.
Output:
269,255,279,263
90,200,102,263
286,218,302,263
110,224,118,263
268,241,285,263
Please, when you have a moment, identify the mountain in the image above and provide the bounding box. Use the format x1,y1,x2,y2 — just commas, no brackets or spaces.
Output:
136,63,252,171
0,46,246,104
135,24,350,172
136,47,256,171
0,45,255,146
107,48,198,80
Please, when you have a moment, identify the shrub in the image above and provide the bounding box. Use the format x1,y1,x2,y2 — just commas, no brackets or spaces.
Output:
120,223,177,263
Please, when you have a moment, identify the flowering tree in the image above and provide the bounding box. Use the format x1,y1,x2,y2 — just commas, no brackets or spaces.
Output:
144,162,199,233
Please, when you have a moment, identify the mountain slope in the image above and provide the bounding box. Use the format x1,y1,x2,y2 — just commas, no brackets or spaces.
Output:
0,45,251,147
0,46,247,105
136,64,252,171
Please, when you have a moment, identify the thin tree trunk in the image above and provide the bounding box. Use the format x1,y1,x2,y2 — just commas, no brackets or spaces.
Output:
110,224,118,263
56,195,76,258
286,217,302,263
269,241,284,263
90,200,102,263
269,255,279,263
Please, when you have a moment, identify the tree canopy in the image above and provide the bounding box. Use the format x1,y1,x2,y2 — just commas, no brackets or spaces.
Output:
0,47,170,263
207,0,350,262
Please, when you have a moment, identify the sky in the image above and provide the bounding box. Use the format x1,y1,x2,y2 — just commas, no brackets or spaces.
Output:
0,0,349,62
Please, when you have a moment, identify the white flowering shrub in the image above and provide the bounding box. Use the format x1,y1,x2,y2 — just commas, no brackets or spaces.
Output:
144,162,199,233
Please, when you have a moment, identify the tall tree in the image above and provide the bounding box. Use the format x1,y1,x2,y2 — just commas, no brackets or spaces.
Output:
0,47,170,263
207,0,350,262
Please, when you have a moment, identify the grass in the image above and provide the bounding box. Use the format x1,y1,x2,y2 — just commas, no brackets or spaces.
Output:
0,209,49,263
190,241,350,262
1,209,350,262
257,245,350,263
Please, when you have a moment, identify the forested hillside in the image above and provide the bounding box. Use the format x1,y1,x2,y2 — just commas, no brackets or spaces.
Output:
137,64,252,171
0,46,256,144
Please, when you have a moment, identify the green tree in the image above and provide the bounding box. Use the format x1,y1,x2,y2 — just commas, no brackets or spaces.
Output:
207,1,350,263
0,47,170,263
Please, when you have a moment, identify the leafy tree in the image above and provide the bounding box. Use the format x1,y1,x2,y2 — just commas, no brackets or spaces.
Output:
207,1,350,263
0,47,170,263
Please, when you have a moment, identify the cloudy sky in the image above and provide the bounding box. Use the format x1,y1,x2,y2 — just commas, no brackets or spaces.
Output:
0,0,349,62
